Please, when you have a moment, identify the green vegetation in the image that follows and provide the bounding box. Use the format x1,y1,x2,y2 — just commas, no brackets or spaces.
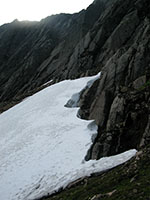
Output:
40,147,150,200
139,80,150,91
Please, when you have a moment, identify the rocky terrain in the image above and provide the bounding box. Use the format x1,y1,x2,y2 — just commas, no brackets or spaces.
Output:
1,0,150,199
0,0,111,109
77,0,150,160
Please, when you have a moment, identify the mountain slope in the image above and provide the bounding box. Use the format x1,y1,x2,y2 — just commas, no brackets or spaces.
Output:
0,74,136,200
0,0,113,106
37,0,150,198
77,0,150,159
41,145,150,200
1,0,150,199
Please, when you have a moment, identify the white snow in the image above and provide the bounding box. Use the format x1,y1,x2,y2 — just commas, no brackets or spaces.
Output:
65,72,101,108
0,74,136,200
42,80,53,86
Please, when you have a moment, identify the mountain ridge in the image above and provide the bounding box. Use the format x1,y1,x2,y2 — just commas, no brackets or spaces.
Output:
0,0,112,104
1,0,150,199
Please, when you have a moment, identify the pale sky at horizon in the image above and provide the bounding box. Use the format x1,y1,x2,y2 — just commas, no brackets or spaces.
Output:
0,0,94,25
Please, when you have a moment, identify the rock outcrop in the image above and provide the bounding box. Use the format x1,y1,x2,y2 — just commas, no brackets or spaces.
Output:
78,0,150,159
0,0,113,106
1,0,150,199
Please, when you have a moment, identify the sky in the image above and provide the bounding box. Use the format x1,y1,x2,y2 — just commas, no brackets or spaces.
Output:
0,0,94,25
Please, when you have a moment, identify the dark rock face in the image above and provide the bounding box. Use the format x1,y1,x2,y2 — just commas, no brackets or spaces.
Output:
0,0,112,105
87,84,150,159
1,0,150,199
78,0,150,159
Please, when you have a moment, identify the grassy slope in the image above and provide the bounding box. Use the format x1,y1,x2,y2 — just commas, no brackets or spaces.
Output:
40,146,150,200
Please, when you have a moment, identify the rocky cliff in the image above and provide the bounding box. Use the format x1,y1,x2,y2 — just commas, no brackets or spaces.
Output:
78,0,150,160
0,0,112,106
1,0,150,199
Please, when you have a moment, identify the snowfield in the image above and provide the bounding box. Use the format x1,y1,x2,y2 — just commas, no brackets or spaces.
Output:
0,74,136,200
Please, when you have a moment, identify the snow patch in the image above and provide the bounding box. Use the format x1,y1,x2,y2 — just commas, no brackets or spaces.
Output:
65,72,101,108
0,73,136,200
42,80,53,86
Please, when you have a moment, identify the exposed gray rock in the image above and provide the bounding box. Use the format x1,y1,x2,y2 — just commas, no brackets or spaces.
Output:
0,0,112,104
78,0,150,159
106,10,140,52
132,75,146,89
64,92,81,108
65,73,100,108
106,96,125,131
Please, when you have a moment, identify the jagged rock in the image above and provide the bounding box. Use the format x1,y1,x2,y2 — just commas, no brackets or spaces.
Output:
85,81,150,159
106,95,125,131
0,0,112,105
78,0,150,159
0,0,149,199
132,75,146,89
